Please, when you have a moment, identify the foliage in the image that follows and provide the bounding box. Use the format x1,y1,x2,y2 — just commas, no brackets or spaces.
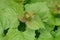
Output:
0,0,60,40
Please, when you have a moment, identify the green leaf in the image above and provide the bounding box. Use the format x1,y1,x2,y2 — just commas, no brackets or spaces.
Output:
26,16,45,30
0,36,3,40
38,30,53,40
0,0,24,15
54,18,60,26
25,2,55,25
44,23,54,32
0,0,25,30
0,22,3,35
23,29,35,40
55,26,60,40
5,29,35,40
25,0,49,4
4,29,24,40
0,7,19,29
